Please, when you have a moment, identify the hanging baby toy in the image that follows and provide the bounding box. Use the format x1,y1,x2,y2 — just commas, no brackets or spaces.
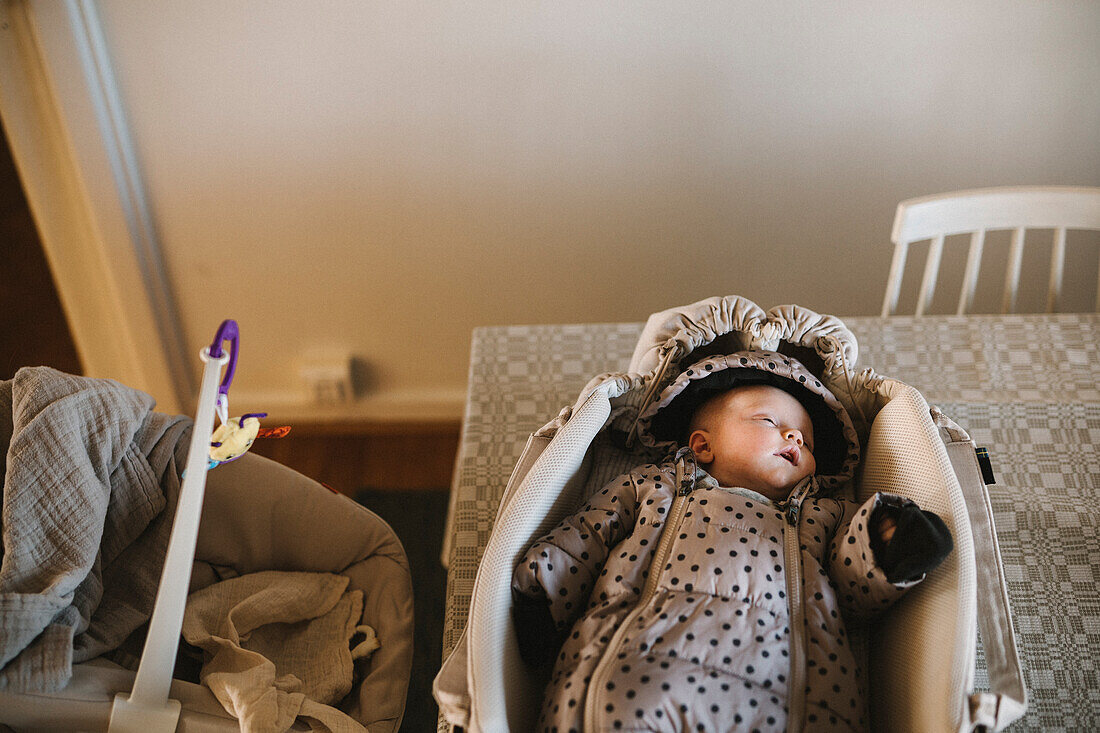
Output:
204,320,290,470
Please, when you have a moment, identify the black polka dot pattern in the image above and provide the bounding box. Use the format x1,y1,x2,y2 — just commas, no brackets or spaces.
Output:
513,462,913,732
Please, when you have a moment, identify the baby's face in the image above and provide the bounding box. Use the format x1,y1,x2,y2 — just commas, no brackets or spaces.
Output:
687,384,816,502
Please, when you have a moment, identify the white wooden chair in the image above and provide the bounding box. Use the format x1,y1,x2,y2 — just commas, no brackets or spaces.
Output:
881,186,1100,316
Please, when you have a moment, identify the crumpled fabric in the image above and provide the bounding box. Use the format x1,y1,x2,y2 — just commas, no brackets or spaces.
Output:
0,367,191,691
628,295,859,377
181,570,376,733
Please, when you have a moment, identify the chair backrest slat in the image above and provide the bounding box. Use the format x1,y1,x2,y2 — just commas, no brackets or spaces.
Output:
881,241,909,316
883,186,1100,315
957,230,985,316
1096,254,1100,313
1002,227,1026,314
1047,227,1067,313
916,235,944,316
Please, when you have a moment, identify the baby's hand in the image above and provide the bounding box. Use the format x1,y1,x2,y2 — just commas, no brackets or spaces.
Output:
877,514,897,545
512,592,561,668
869,497,953,583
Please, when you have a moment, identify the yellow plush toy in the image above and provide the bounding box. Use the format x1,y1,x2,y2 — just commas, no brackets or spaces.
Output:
209,413,265,464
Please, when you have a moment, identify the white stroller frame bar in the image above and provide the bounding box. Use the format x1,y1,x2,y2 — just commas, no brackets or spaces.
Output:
108,322,236,732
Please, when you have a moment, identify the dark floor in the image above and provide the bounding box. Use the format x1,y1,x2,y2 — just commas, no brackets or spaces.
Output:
354,488,448,733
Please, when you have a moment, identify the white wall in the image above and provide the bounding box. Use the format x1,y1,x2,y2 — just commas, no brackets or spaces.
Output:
3,1,1098,418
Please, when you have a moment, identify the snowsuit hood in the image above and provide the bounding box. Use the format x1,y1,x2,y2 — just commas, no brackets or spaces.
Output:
638,349,861,491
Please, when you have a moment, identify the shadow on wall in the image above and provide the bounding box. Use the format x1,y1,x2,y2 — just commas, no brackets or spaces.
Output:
0,120,82,379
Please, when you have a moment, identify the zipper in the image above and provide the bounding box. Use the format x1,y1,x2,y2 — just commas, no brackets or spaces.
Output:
583,453,695,732
782,479,811,733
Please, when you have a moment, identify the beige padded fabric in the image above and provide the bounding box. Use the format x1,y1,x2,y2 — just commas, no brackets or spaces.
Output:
629,296,767,374
629,296,858,380
857,381,977,732
196,454,414,733
761,303,860,365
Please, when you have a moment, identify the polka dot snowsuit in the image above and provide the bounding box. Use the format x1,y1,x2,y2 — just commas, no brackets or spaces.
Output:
512,464,916,732
512,350,923,732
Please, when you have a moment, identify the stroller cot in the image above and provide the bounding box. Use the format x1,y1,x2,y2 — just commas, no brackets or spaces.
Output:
434,295,1026,732
0,322,414,732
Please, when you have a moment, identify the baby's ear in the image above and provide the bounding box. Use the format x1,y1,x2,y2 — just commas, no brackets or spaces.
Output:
688,430,713,463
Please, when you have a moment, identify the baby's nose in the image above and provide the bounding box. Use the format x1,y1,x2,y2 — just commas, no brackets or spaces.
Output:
785,429,804,445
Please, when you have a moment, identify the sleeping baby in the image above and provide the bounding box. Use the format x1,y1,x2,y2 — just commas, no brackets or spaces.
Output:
511,349,952,731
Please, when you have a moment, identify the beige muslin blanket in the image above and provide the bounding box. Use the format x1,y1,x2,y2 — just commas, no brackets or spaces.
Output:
182,570,380,733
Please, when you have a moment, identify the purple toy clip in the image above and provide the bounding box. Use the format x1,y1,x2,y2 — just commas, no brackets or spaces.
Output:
207,319,240,397
239,412,268,427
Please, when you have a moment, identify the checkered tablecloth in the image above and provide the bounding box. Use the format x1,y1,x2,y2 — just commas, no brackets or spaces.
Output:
441,313,1100,732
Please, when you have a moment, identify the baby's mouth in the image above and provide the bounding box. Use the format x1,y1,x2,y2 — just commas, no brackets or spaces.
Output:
776,446,800,466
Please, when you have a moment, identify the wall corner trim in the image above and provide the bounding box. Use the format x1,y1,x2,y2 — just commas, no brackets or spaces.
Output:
0,0,191,411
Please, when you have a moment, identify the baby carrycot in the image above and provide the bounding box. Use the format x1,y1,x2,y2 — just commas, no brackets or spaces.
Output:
434,295,1026,732
0,323,413,732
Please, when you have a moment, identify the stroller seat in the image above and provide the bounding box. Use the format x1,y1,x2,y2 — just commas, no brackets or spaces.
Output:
0,357,414,733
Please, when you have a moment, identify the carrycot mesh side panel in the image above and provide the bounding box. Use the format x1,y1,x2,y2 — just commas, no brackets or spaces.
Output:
467,387,614,733
858,381,977,733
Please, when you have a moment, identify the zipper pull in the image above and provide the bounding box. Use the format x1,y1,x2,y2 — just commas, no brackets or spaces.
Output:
785,497,800,525
784,476,814,525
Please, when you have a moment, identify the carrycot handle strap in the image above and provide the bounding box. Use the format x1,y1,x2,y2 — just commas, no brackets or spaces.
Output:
960,463,1028,732
932,408,1028,732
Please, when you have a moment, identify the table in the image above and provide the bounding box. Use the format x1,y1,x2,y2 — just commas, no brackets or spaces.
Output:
442,313,1100,731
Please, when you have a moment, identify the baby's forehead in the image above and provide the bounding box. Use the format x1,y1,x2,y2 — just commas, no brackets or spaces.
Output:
723,383,800,406
708,384,812,422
